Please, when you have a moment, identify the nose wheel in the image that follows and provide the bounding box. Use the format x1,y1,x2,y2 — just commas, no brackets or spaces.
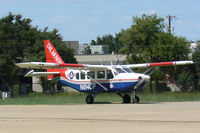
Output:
133,95,140,103
133,89,140,104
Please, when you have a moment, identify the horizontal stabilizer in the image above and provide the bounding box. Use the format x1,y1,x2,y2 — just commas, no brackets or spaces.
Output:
16,62,59,69
24,70,60,77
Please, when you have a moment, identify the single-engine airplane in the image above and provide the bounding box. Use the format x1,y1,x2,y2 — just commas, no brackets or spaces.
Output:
16,40,194,104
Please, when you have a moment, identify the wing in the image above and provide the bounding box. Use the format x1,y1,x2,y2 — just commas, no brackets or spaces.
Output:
15,62,109,70
122,60,194,68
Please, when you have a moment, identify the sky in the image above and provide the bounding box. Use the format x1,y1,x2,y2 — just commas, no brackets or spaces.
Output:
0,0,200,44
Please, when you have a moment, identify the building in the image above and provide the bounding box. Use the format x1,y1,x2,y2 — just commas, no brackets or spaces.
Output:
64,41,79,55
75,54,127,65
189,42,200,57
79,44,109,55
90,45,109,54
78,43,90,55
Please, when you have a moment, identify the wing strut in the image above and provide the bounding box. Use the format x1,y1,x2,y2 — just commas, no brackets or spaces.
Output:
83,71,108,91
143,67,158,75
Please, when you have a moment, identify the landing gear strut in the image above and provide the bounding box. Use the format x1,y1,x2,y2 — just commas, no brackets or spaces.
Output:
133,89,140,103
86,93,99,104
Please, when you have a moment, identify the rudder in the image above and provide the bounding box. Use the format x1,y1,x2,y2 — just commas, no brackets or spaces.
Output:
43,40,64,64
43,40,64,80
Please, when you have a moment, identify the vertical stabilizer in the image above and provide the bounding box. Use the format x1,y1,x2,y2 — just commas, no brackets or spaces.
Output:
43,40,64,64
43,40,64,80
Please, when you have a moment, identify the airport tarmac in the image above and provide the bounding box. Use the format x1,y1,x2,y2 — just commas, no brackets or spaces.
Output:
0,102,200,133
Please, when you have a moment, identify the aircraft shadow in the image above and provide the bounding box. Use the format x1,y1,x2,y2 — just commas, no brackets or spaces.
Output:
93,102,113,104
93,102,158,104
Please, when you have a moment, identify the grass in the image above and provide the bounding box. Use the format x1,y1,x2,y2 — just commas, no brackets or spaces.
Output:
138,92,200,102
0,92,200,105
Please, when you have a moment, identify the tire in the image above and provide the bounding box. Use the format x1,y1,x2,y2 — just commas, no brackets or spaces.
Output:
133,95,140,104
123,95,131,103
86,95,94,104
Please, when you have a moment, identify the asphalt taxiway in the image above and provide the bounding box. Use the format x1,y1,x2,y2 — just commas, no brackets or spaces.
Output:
0,102,200,133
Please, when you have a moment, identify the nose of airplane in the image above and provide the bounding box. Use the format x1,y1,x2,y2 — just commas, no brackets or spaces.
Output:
139,74,150,81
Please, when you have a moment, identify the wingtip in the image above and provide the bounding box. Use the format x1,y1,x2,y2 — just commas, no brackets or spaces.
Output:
15,63,24,67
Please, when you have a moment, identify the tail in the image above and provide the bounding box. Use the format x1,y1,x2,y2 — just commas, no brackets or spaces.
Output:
43,40,64,64
43,40,64,80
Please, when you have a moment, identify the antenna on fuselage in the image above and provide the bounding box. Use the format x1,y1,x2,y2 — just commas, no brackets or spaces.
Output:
111,51,114,66
115,53,120,65
98,56,103,65
111,51,120,65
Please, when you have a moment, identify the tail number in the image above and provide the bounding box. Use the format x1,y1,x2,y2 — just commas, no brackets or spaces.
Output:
80,83,94,90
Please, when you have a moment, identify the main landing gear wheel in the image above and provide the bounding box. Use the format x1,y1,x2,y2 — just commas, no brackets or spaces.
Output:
133,95,140,104
123,95,131,103
86,95,94,104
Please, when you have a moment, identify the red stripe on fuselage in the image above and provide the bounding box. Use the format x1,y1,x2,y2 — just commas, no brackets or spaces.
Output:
51,70,139,83
149,62,174,67
61,76,139,83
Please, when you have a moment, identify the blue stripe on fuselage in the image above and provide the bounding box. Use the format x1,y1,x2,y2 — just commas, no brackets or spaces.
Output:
58,79,140,93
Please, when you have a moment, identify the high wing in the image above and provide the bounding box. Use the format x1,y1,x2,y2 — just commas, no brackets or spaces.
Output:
122,60,194,68
16,60,194,70
15,62,109,70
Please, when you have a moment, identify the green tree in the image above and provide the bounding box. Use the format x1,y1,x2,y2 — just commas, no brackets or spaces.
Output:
119,14,190,92
119,14,165,63
0,13,76,87
192,44,200,90
0,12,36,85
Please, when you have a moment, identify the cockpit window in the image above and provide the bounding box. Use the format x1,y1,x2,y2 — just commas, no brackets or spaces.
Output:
87,71,95,79
114,68,126,73
122,67,134,73
107,70,114,79
81,72,86,80
76,73,79,80
97,71,105,79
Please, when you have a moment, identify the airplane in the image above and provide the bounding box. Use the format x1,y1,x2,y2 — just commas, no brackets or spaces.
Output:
16,40,194,104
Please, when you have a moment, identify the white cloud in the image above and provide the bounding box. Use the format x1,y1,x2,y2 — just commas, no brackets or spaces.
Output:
50,15,73,24
57,0,107,2
90,10,107,16
195,24,200,29
85,16,100,24
139,9,157,15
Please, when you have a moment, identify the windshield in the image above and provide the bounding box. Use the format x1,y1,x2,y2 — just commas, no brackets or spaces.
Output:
122,67,134,73
114,68,126,73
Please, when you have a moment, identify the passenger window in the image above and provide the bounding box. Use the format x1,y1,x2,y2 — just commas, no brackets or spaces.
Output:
81,72,85,80
87,71,95,79
97,71,105,79
76,73,79,80
107,70,114,79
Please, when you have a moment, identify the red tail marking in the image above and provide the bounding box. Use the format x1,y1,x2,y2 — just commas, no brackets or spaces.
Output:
44,40,65,80
44,40,64,64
